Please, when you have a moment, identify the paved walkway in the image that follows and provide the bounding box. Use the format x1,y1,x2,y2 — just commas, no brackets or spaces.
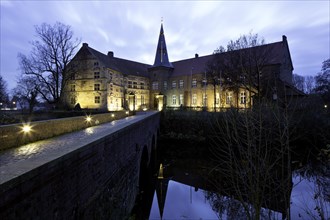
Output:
0,111,156,184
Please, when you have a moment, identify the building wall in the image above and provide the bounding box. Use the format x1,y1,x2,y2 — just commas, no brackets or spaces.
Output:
64,58,151,111
159,72,253,110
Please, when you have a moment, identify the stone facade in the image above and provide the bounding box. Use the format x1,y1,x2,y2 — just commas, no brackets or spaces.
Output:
63,24,297,111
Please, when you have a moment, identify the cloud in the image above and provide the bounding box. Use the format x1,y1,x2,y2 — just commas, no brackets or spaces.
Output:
1,1,329,90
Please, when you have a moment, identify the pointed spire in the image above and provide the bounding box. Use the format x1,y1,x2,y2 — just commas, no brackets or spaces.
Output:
156,164,169,219
152,22,173,68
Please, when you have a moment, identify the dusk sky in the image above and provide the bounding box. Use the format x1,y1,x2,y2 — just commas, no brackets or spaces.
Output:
1,1,329,91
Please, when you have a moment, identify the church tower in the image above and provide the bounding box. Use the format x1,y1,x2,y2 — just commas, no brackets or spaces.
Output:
149,21,173,110
151,23,173,69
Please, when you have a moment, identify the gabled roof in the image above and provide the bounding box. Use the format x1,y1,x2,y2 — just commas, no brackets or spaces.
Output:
171,37,291,77
74,35,293,79
171,55,213,76
75,43,151,78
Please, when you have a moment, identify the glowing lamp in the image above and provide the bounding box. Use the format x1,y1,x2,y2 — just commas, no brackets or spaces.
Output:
125,111,129,115
111,113,115,118
85,116,92,122
22,125,31,133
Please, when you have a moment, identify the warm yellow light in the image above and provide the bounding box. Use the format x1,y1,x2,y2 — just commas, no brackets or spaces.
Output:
22,125,31,133
125,111,129,115
85,115,92,122
111,113,115,117
143,107,147,111
325,105,328,108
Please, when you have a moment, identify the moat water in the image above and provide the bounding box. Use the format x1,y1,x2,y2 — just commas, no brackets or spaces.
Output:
131,140,330,220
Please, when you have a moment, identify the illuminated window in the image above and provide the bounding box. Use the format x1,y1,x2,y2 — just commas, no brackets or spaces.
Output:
70,84,75,91
226,92,233,105
95,96,100,104
179,80,184,89
94,84,100,91
179,94,184,105
94,72,100,78
163,81,167,90
152,81,158,90
192,78,197,88
240,92,246,104
203,94,207,106
172,81,176,89
172,95,176,105
192,94,197,105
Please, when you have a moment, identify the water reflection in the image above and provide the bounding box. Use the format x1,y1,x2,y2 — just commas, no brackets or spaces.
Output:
291,161,330,219
130,143,329,220
149,181,218,219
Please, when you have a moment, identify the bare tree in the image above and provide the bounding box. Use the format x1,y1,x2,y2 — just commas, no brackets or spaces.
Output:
18,22,80,108
13,76,40,114
314,58,330,106
304,75,315,94
0,74,9,106
292,74,305,92
207,32,270,109
209,102,293,220
206,56,223,112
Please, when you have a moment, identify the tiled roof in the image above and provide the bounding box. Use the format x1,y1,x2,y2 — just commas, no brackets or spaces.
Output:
76,35,292,79
79,44,151,78
171,40,290,76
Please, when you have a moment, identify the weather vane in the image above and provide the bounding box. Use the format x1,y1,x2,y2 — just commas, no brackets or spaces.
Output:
161,17,163,24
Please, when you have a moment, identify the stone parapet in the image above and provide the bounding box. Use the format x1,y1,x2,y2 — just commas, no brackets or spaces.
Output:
0,111,128,151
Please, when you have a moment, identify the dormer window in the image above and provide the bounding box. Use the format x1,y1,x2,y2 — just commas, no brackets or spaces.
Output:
94,62,99,66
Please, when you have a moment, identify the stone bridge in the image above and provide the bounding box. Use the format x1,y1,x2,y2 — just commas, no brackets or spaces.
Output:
0,111,160,219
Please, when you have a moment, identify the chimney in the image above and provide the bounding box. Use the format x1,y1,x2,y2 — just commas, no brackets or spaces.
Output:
195,53,199,58
108,51,114,57
82,43,88,47
282,35,287,42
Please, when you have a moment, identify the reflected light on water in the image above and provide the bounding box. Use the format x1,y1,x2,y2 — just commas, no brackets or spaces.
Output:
14,143,41,156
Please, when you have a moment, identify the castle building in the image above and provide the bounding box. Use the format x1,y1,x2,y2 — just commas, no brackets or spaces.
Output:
63,23,298,111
